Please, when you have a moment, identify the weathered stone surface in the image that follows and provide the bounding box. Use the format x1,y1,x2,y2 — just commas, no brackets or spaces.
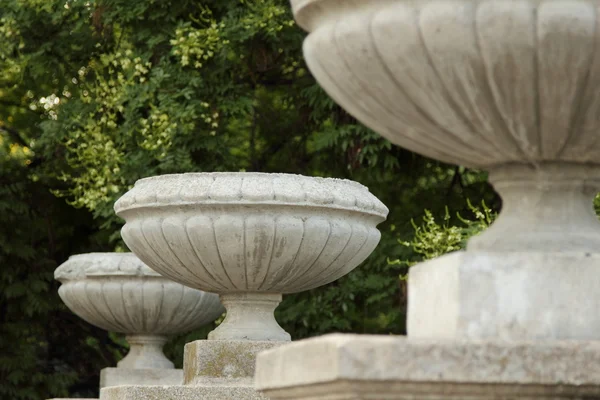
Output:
99,340,282,400
55,253,224,337
101,385,265,400
291,0,600,168
55,252,224,373
209,293,289,341
100,367,183,388
408,250,600,341
468,163,600,253
114,172,388,341
183,340,283,386
290,0,600,254
255,334,600,399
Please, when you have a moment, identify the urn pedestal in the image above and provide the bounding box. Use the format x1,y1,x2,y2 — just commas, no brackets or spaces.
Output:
54,252,223,396
101,172,387,400
255,1,600,399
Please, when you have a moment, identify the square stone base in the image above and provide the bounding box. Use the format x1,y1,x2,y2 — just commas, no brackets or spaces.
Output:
183,339,282,386
255,334,600,399
101,340,284,400
408,251,600,341
100,367,183,388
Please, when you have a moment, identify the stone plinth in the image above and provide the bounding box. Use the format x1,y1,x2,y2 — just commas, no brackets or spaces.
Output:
100,368,183,388
183,340,281,386
408,251,600,341
102,340,282,400
255,334,600,399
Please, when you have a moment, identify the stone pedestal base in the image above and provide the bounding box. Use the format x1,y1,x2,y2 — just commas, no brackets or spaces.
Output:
408,251,600,341
255,334,600,399
102,340,283,400
100,367,183,388
183,339,282,386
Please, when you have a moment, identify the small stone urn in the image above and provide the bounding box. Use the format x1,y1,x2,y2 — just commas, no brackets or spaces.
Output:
55,252,224,389
101,172,387,400
255,1,600,399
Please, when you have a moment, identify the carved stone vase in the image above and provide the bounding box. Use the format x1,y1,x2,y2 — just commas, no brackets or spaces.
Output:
101,172,388,399
55,252,224,389
256,1,600,399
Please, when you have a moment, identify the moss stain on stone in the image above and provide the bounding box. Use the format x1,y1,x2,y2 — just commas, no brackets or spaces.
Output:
197,343,257,378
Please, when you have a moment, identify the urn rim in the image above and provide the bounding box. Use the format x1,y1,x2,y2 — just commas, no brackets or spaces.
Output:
54,252,161,283
114,172,389,220
135,171,367,189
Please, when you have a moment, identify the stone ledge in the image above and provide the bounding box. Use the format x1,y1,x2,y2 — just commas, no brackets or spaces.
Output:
100,367,183,388
260,381,600,400
408,251,600,341
100,385,265,400
255,334,600,399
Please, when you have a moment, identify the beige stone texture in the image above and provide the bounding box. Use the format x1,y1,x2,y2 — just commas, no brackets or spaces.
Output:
101,385,264,400
100,368,183,388
99,340,283,400
183,339,282,387
408,250,600,341
255,334,600,399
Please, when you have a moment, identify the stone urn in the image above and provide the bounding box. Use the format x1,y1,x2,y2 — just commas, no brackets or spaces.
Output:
55,252,224,388
113,173,388,341
255,1,600,399
101,172,387,399
291,0,600,255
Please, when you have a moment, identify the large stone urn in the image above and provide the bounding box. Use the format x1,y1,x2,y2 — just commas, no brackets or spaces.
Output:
255,1,600,399
101,172,388,399
55,252,224,390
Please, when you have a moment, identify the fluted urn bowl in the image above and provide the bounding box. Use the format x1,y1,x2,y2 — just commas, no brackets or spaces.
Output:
114,173,388,341
55,252,224,369
292,0,600,253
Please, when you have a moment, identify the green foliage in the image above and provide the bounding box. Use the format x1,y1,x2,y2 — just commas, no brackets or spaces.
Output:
0,0,500,397
0,131,119,399
394,200,496,267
